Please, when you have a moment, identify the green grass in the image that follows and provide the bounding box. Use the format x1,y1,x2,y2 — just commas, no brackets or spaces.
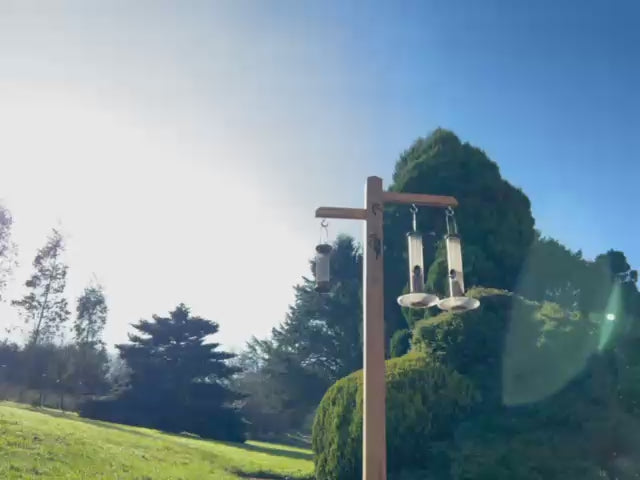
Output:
0,402,314,479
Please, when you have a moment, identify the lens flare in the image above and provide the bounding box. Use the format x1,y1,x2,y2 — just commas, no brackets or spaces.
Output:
598,282,623,351
502,300,597,406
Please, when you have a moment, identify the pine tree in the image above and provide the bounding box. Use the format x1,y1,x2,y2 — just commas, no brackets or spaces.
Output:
110,304,245,441
12,229,70,345
271,234,363,382
240,235,363,435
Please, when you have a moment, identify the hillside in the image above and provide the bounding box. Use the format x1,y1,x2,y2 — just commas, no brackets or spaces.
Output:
0,402,314,480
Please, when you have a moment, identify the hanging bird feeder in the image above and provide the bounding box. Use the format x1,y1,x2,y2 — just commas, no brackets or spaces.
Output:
397,205,439,309
437,208,480,312
315,219,332,293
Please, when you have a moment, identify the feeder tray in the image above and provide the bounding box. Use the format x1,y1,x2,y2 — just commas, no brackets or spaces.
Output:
437,296,480,312
397,292,439,309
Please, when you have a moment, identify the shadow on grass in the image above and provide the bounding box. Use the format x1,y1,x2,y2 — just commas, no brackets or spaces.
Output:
23,405,313,462
23,406,155,440
226,441,313,461
232,471,314,480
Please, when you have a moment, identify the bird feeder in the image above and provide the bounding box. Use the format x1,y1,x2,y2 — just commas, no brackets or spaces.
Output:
397,205,439,309
437,208,480,312
315,220,332,293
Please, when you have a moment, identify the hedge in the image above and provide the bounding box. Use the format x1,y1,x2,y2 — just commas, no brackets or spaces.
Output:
312,353,476,480
389,329,411,358
80,395,246,442
313,288,640,478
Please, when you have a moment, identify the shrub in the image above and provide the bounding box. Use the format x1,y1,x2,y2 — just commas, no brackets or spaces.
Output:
312,353,476,480
412,287,602,405
389,329,411,358
451,423,610,480
79,396,150,427
314,288,633,478
409,287,632,477
80,395,246,442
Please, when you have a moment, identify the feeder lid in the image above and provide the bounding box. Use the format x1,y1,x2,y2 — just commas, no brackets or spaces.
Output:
316,243,332,254
397,292,439,309
437,296,480,312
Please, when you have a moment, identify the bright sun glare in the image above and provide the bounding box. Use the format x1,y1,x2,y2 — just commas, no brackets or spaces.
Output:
0,87,308,348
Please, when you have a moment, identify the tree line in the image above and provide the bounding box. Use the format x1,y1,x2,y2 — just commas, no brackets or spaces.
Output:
0,221,243,441
1,128,638,445
233,129,640,441
0,227,111,409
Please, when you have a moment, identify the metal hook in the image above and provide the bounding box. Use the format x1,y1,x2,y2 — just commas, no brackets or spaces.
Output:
410,204,418,232
445,207,458,236
320,219,329,244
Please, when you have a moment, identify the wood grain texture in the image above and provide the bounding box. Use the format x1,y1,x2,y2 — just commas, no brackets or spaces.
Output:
315,207,367,220
363,176,387,480
382,191,458,208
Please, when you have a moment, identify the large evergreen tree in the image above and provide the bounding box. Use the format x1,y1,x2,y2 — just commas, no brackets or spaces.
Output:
81,304,245,441
384,129,536,335
12,229,70,345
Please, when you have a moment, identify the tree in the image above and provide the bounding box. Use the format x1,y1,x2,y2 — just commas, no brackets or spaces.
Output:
240,337,329,436
0,204,16,302
74,284,107,347
580,249,639,317
516,233,588,309
106,354,130,393
273,234,363,382
240,235,364,434
384,129,536,336
0,341,21,399
12,229,70,345
47,344,76,410
71,283,110,398
516,236,640,330
81,304,245,441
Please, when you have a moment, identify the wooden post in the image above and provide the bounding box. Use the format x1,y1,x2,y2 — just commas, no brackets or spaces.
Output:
363,176,386,480
315,177,457,480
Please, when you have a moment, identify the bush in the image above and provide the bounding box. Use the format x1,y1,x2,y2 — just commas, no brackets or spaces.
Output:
80,395,246,442
389,329,411,358
314,288,638,478
450,417,614,480
312,353,476,480
412,288,606,403
79,396,149,427
409,287,635,478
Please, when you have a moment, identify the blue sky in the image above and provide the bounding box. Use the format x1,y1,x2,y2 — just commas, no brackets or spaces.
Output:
0,1,637,348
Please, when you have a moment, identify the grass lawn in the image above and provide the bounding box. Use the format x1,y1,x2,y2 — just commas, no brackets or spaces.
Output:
0,402,314,479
